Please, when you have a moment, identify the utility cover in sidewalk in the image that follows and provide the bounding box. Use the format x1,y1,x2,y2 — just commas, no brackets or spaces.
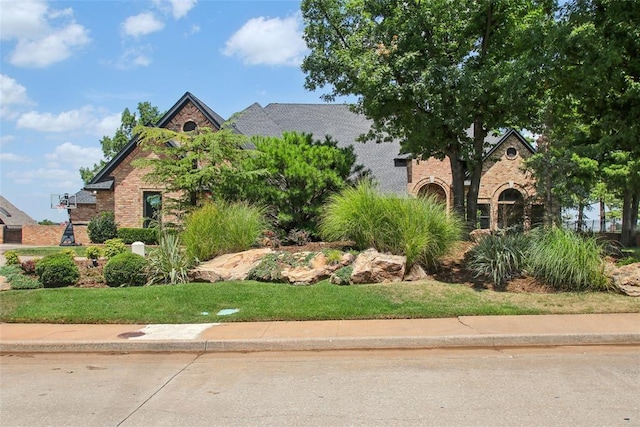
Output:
217,308,239,316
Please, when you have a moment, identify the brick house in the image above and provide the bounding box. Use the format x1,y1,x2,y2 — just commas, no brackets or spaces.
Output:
0,195,37,243
80,92,540,231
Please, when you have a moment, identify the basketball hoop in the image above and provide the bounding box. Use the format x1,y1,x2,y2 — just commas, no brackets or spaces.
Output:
51,193,78,246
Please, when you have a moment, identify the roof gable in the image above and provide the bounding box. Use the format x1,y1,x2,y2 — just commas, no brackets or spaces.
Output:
0,195,37,226
88,92,227,186
483,129,535,160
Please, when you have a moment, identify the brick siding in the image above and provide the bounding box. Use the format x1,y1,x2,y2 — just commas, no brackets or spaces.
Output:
22,224,90,246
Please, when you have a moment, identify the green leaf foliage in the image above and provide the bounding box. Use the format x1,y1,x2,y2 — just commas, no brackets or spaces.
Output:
87,211,118,244
222,132,366,235
104,252,148,287
35,253,79,288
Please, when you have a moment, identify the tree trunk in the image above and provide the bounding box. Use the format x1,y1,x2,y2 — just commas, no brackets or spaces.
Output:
621,189,639,247
599,198,606,233
448,154,466,222
466,118,487,232
577,202,584,232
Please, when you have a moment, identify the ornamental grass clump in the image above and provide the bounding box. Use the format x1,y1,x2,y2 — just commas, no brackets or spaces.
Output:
146,232,192,285
320,182,462,268
527,227,609,291
467,232,531,288
182,201,268,262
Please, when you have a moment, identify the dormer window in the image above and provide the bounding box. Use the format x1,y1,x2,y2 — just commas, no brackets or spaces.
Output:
506,147,517,159
183,120,197,132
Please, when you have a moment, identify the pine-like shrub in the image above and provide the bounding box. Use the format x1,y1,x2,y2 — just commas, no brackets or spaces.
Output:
117,227,159,245
104,252,148,287
87,211,118,243
35,253,79,288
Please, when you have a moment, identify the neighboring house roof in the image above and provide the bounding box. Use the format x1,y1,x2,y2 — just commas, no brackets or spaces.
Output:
232,103,408,195
87,91,226,187
74,190,96,204
0,195,37,226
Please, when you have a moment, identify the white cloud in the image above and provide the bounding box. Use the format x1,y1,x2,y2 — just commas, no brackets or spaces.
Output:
6,167,74,187
1,0,90,68
0,152,29,163
121,12,165,38
16,105,120,136
45,142,103,169
154,0,198,20
223,14,308,66
109,47,153,70
9,23,90,68
0,74,33,119
0,135,16,146
0,0,48,40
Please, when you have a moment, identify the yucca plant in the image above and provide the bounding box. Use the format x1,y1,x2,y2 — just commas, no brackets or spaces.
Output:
527,227,609,291
467,232,531,288
320,182,462,268
182,201,268,261
146,232,192,285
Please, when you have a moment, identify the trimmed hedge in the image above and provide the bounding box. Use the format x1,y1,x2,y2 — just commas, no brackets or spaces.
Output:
117,227,159,245
35,253,79,288
104,252,148,287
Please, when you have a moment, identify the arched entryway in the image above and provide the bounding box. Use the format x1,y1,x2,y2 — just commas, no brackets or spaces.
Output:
497,188,524,229
418,183,447,205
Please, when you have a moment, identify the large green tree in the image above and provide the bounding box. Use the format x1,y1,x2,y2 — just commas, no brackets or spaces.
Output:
557,0,640,245
301,0,555,230
132,125,259,223
80,102,163,184
221,131,366,235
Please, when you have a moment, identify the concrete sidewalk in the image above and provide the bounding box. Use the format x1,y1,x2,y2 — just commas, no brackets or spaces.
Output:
1,313,639,353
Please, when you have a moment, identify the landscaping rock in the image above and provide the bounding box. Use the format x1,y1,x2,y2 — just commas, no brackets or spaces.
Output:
607,262,640,297
469,229,492,243
281,252,349,285
403,263,428,281
192,248,274,282
350,249,406,284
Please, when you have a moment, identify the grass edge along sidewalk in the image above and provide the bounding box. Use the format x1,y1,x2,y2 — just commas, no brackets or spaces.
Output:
1,280,639,324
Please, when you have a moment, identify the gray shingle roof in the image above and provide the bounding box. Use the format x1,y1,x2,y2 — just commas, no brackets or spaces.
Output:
233,103,408,195
74,190,96,204
0,195,37,226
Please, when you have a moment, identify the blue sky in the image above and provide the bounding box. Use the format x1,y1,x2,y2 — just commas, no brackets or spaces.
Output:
1,0,330,221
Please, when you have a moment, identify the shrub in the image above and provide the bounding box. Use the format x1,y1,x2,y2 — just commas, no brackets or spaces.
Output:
182,201,268,262
331,265,353,285
467,232,531,288
88,211,118,243
21,259,37,275
146,232,191,285
527,227,609,291
246,253,284,282
286,229,311,246
104,252,147,287
320,182,462,268
0,265,42,290
103,238,127,259
117,227,159,245
85,245,103,260
35,253,79,288
3,250,20,265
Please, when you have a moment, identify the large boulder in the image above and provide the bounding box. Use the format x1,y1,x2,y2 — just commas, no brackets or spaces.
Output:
350,249,406,284
192,248,274,282
607,262,640,297
281,252,356,285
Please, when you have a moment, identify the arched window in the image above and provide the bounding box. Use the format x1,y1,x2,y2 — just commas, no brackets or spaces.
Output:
497,189,524,229
418,183,446,204
183,120,197,132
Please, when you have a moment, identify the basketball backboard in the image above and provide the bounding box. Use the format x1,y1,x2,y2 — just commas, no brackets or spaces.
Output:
51,193,77,210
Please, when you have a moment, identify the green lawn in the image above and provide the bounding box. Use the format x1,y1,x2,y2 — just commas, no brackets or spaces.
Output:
1,280,638,324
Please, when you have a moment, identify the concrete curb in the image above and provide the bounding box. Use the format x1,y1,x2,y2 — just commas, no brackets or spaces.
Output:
2,332,640,354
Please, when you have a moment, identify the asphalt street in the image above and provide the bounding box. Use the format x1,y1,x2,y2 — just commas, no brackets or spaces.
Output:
1,346,638,426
